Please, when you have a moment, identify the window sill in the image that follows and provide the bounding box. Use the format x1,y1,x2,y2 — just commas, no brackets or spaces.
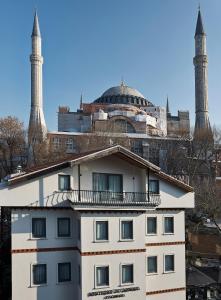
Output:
56,236,72,239
119,239,134,242
30,284,48,288
28,238,48,241
162,233,174,235
94,285,110,290
146,233,157,236
56,281,73,286
94,240,109,243
163,271,175,274
120,282,134,287
146,272,158,276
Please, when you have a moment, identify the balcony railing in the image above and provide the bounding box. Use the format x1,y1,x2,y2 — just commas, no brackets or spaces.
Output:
53,190,161,208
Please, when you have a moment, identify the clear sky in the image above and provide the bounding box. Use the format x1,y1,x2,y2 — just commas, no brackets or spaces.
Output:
0,0,220,131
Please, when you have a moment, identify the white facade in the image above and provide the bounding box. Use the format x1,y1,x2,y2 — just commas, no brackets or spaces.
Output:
0,145,194,300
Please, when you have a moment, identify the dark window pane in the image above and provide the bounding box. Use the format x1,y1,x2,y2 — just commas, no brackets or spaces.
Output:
58,263,71,282
149,180,159,194
32,218,46,238
57,218,70,237
33,264,47,285
121,221,133,240
96,221,108,240
122,264,133,284
164,217,174,234
147,217,157,234
96,266,109,286
59,175,71,191
147,256,157,273
165,255,175,272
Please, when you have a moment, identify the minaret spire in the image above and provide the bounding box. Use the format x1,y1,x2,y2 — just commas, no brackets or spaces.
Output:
166,96,170,116
28,11,47,144
193,8,212,139
32,11,41,37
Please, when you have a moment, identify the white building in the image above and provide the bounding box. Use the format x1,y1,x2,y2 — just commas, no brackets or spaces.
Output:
0,145,194,300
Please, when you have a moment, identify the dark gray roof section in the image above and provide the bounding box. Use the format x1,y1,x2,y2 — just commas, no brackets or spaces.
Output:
32,12,41,37
195,10,205,37
186,266,216,287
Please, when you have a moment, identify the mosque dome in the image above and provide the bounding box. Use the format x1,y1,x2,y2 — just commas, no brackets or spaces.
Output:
93,82,153,107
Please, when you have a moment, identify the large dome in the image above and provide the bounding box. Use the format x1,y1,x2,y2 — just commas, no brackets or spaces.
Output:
102,85,145,98
93,83,153,107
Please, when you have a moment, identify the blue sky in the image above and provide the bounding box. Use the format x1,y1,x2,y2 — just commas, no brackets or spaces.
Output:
0,0,220,130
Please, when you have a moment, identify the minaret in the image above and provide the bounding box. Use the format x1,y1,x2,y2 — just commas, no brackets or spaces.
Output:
28,12,47,143
166,96,170,117
193,8,211,137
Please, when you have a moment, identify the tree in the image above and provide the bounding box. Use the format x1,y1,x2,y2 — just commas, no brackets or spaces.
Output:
0,116,26,177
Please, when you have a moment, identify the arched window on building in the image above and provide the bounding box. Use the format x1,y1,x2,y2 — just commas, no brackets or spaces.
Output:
113,119,136,133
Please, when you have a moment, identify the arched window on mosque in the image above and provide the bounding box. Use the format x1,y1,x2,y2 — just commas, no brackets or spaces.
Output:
113,119,136,133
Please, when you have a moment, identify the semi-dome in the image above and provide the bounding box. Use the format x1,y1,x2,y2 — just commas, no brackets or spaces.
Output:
93,82,153,107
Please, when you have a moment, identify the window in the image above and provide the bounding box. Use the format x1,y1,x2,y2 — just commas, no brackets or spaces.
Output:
147,217,157,235
121,220,133,240
93,173,123,193
149,180,159,194
122,264,134,284
95,221,108,241
33,264,47,285
164,216,174,234
66,138,74,150
58,175,71,191
164,255,175,272
57,218,71,237
147,256,157,274
52,137,61,150
58,263,71,283
96,266,109,287
32,218,46,238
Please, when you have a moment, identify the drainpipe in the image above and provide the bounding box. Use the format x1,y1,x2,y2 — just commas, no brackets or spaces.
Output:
78,164,81,202
147,168,150,202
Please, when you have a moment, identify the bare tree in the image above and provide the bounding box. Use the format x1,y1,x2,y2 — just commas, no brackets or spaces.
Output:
0,116,26,177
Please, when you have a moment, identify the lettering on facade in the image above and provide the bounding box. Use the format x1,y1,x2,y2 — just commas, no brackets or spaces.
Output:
87,286,140,297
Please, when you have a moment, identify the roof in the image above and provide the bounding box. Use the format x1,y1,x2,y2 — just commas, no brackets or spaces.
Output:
102,84,145,98
195,10,205,37
32,11,41,37
94,82,153,107
186,266,216,287
7,145,193,192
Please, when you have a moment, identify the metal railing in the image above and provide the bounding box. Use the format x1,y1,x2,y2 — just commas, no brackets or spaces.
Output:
54,190,161,207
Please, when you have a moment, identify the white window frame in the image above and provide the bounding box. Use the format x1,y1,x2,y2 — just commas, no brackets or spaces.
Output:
94,219,109,242
94,265,110,289
30,216,47,240
56,217,72,239
119,219,134,241
146,255,158,275
120,263,134,286
163,215,174,235
57,262,72,284
31,262,47,287
146,216,157,236
163,254,175,273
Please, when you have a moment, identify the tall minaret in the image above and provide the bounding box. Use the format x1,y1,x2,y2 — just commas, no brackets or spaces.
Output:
28,12,47,143
193,8,211,137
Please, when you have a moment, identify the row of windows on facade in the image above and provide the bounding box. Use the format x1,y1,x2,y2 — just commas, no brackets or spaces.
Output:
32,255,175,288
93,216,174,241
58,174,160,194
31,216,174,240
52,138,75,150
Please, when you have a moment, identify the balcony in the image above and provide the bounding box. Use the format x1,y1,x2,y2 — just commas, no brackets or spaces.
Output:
52,190,161,208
